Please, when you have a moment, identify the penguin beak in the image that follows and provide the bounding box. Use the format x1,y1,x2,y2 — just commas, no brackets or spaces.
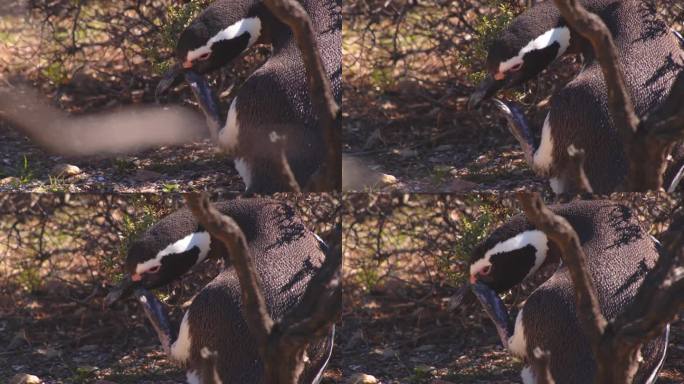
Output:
104,275,142,307
471,281,513,348
155,64,186,101
184,71,223,140
468,75,507,110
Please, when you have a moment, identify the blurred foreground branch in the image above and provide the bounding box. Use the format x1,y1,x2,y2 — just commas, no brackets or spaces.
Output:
518,191,684,383
186,194,340,384
263,0,341,192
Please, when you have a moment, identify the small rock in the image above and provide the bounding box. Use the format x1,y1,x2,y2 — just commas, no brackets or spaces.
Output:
345,373,378,384
78,344,98,352
132,169,162,182
0,176,19,186
9,374,41,384
50,163,81,178
381,348,396,360
380,174,397,185
443,179,478,193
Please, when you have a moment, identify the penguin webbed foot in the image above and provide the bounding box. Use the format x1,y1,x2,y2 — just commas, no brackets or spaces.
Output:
491,99,537,167
185,71,223,143
135,288,175,356
471,282,513,349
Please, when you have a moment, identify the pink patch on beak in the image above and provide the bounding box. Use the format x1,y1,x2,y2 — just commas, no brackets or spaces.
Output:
469,274,477,284
183,60,193,69
494,72,505,81
131,273,142,282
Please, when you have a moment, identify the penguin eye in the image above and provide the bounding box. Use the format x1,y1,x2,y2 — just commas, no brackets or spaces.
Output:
509,63,523,72
146,265,161,274
480,265,492,275
197,52,211,61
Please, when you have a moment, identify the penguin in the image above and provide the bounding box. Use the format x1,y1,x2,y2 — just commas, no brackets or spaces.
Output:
111,198,335,384
468,0,684,194
157,0,342,193
468,199,669,384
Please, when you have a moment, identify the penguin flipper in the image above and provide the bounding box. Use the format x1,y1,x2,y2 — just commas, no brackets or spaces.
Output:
492,99,537,167
135,288,176,356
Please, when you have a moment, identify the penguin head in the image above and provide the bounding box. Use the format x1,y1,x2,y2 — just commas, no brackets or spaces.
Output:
468,216,554,294
124,209,220,289
468,2,573,109
176,0,267,75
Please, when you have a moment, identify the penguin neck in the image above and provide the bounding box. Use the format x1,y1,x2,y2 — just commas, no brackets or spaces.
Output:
262,0,340,59
206,236,230,264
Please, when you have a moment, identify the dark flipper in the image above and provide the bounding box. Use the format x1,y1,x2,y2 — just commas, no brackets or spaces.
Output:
472,282,513,348
185,71,223,143
491,99,537,168
135,288,176,356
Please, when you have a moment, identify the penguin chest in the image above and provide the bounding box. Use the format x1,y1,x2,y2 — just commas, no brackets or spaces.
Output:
218,98,240,154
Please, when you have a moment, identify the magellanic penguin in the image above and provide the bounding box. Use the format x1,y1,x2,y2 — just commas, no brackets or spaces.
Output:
468,200,669,384
158,0,342,193
115,199,335,384
468,0,684,194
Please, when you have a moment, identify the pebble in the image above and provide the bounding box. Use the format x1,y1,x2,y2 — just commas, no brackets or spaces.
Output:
50,163,81,178
345,373,379,384
9,374,41,384
0,176,18,186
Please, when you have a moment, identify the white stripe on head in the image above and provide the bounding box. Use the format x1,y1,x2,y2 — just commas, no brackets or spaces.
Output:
135,231,211,275
218,98,239,152
187,17,262,62
172,310,193,363
470,230,549,281
234,158,253,190
508,309,527,357
533,113,554,173
499,26,571,73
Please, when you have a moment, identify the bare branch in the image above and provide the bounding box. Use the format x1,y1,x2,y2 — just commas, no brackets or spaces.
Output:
262,0,341,192
517,192,607,343
185,193,274,351
185,194,339,384
517,192,684,383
